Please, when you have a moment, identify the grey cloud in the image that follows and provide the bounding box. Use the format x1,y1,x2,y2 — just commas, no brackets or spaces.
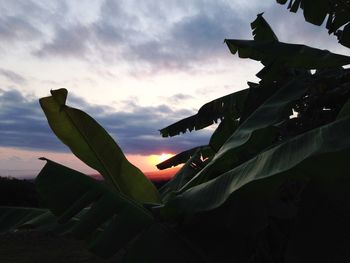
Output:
0,68,27,85
0,89,62,151
126,1,249,70
3,0,348,73
34,24,91,58
0,89,210,155
33,0,251,70
0,16,42,42
163,93,193,104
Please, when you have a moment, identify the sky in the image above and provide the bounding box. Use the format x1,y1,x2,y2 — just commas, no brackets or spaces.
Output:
1,0,350,178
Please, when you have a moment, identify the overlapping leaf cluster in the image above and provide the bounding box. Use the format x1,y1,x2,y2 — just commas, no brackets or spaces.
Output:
2,9,350,263
277,0,350,48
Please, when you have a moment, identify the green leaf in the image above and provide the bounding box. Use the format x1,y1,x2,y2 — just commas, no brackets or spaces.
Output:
164,115,350,215
39,89,160,203
35,158,154,258
0,206,95,235
181,77,307,190
159,88,249,137
0,206,52,233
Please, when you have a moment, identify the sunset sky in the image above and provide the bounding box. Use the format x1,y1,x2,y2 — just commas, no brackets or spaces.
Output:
1,0,349,178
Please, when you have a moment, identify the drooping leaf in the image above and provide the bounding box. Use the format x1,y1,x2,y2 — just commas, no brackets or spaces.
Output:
159,88,249,137
0,206,96,236
276,0,350,48
180,77,307,190
159,150,208,201
164,115,350,215
39,89,160,203
225,39,350,69
0,206,52,233
156,145,213,170
35,158,154,258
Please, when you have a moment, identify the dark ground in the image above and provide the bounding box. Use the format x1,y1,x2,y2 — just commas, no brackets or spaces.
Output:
0,230,122,263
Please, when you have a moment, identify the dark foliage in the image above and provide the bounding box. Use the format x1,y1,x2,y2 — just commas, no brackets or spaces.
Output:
0,176,42,207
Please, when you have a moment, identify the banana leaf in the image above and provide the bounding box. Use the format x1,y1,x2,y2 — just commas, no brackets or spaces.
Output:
35,158,154,258
164,115,350,215
159,88,249,137
277,0,350,48
157,116,236,171
209,117,239,152
0,207,53,233
251,13,279,42
39,89,160,203
225,39,350,68
0,206,102,236
156,145,213,170
159,149,208,201
36,159,205,261
180,77,307,190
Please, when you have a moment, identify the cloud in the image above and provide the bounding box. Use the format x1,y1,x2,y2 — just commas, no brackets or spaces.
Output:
0,16,42,43
110,0,250,70
2,0,348,72
0,88,211,155
30,0,350,69
34,24,91,58
0,68,27,85
32,0,252,71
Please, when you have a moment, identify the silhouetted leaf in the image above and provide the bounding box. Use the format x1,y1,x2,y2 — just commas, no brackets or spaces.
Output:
156,145,213,170
181,77,307,190
209,117,239,152
251,13,279,42
276,0,350,48
165,116,350,215
159,89,249,137
159,150,208,201
225,39,350,68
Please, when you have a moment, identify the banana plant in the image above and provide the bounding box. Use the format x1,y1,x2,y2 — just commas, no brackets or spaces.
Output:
3,13,350,263
276,0,350,48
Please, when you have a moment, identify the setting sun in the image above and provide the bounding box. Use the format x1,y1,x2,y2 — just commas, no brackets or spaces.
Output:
148,153,174,166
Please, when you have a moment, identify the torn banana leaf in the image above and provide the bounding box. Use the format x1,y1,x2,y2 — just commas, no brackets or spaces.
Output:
160,88,249,137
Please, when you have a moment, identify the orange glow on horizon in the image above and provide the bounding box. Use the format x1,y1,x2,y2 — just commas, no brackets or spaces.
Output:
147,153,174,167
